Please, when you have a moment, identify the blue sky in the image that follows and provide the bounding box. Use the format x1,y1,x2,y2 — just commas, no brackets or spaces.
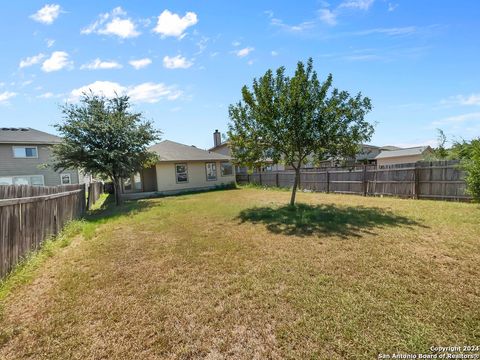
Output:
0,0,479,149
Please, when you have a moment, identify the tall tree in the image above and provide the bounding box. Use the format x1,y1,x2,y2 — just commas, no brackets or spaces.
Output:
228,58,374,205
53,93,161,205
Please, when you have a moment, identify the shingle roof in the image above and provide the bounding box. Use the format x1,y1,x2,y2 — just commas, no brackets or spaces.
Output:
375,146,431,159
0,127,61,144
149,140,232,162
208,141,230,152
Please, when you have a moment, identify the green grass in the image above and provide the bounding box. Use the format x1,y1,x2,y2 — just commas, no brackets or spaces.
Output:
0,188,479,359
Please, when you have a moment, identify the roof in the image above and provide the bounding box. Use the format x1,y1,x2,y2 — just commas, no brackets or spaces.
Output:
149,140,232,162
208,140,230,152
380,145,402,151
0,127,61,144
375,146,432,159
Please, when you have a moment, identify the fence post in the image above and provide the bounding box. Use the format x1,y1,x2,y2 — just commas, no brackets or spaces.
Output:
326,170,330,193
259,172,262,186
363,165,367,196
414,165,420,199
276,172,279,187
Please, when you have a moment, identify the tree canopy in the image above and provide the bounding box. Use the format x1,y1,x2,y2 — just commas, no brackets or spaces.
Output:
53,93,161,204
228,58,374,205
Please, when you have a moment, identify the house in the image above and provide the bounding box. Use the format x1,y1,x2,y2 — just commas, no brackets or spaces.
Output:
314,144,402,168
375,146,433,167
209,130,285,173
0,127,82,186
123,140,236,195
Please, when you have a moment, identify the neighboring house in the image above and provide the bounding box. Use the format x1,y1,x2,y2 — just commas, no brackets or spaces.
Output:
209,130,285,173
314,144,402,168
0,127,81,186
123,140,236,195
375,146,433,167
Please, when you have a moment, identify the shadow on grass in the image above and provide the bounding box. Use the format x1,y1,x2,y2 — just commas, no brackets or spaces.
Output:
238,203,423,238
86,193,157,223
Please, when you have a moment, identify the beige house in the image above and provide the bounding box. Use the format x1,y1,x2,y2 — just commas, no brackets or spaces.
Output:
123,140,236,196
375,146,433,167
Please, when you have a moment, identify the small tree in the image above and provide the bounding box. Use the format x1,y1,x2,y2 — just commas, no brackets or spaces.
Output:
53,93,161,205
454,138,480,202
228,58,374,205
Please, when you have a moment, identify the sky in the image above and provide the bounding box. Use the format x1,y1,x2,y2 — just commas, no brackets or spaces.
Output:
0,0,479,150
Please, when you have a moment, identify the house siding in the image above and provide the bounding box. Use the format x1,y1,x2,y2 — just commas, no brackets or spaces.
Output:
0,143,79,186
155,161,235,193
376,154,424,167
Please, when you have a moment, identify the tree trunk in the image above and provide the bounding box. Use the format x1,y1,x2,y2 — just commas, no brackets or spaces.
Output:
112,176,122,205
290,168,300,206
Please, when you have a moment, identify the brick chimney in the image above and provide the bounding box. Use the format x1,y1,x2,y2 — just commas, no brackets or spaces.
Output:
213,129,221,147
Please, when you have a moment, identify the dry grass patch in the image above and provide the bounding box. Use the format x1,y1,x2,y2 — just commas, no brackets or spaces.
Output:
0,188,479,359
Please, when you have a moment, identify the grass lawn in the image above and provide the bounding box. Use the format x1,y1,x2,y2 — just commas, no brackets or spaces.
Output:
0,188,479,359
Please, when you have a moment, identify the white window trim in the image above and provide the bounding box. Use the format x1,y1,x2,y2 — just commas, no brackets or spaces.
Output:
12,145,39,159
205,162,217,181
60,173,72,185
175,163,189,184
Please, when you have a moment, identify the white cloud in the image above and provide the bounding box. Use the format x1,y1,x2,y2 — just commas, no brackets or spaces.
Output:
339,0,375,10
80,58,122,70
271,50,279,56
0,91,16,103
19,53,45,68
70,81,124,100
270,17,315,32
128,82,182,102
163,55,193,69
153,10,198,38
37,92,59,99
46,39,55,48
129,58,152,69
30,4,61,25
232,41,241,47
82,7,140,39
319,9,337,26
433,112,480,125
69,81,182,103
388,3,399,11
235,47,254,57
351,26,417,36
41,51,71,72
441,94,480,106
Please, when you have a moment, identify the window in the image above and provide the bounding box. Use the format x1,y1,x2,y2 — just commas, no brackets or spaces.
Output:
0,177,13,185
133,173,142,191
220,162,233,176
31,175,44,186
205,162,217,181
13,146,38,158
3,175,45,186
175,163,188,183
60,173,71,185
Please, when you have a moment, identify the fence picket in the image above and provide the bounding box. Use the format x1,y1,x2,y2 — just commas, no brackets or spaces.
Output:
0,182,103,279
236,160,470,201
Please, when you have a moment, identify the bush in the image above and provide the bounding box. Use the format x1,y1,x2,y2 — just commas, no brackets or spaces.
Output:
462,139,480,202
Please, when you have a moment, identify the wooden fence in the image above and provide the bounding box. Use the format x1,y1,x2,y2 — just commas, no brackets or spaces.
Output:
87,181,104,210
236,160,470,201
0,184,86,278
